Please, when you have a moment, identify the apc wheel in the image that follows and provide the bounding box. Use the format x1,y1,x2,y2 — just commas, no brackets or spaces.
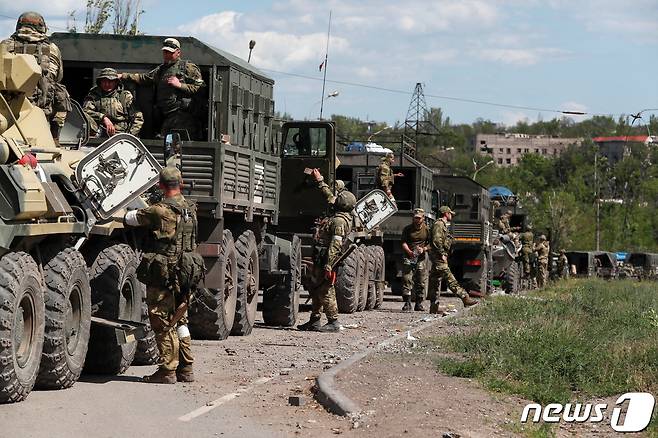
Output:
0,252,45,403
372,246,386,309
336,247,361,314
36,246,91,389
263,235,301,327
84,243,141,374
133,293,159,366
365,246,380,310
189,230,237,340
231,230,260,336
504,262,521,294
356,246,370,312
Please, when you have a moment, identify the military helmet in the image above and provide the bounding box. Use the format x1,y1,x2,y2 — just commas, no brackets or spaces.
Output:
16,12,47,34
539,234,547,241
159,166,182,185
96,68,119,83
334,190,356,212
335,179,345,192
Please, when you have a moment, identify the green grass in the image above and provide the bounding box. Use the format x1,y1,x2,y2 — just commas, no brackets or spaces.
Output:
432,279,658,406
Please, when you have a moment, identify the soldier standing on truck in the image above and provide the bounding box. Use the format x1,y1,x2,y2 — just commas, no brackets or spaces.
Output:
400,208,430,312
377,152,404,202
534,235,550,287
83,68,144,137
520,225,534,278
497,211,512,236
120,38,205,140
427,206,479,313
124,167,201,384
2,11,71,141
298,172,357,333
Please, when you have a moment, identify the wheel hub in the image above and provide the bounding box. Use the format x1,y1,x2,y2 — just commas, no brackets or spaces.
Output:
14,293,35,368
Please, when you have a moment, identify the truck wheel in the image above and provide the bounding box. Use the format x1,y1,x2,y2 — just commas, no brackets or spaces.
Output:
336,247,361,314
84,243,141,374
132,292,159,365
478,256,489,295
0,252,45,403
189,230,237,340
360,246,373,311
36,247,91,389
372,246,386,309
263,235,301,326
505,262,521,294
231,230,260,336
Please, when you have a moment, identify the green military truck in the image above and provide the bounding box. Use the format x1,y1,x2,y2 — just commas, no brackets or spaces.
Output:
0,45,164,402
51,33,386,337
336,149,434,295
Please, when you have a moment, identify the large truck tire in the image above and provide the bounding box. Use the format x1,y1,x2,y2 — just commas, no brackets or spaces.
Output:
365,246,379,310
263,235,301,327
0,252,45,403
505,262,521,294
372,246,386,309
357,246,371,311
36,246,91,389
336,247,361,314
189,230,237,340
84,243,141,374
133,293,159,366
231,230,260,336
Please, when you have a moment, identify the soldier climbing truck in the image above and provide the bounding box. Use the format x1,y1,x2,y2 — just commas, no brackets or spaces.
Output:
51,32,388,340
0,44,164,402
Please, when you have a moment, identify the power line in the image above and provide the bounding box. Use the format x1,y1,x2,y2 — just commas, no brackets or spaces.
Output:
0,13,70,31
261,67,623,117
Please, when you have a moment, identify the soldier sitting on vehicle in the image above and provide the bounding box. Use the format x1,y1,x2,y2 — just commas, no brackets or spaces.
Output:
400,208,430,312
83,68,144,137
119,37,205,140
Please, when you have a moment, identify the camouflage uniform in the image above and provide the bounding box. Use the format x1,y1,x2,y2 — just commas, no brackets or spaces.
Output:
83,68,144,136
427,211,470,304
2,12,71,138
122,39,205,140
401,217,429,304
376,153,395,199
125,167,197,381
497,214,511,236
557,251,569,279
534,236,550,288
520,230,534,277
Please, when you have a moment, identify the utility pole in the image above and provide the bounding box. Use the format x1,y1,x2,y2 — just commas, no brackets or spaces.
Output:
595,151,600,251
403,83,438,158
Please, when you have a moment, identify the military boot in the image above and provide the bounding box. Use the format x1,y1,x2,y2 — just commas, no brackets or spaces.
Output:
402,296,412,312
298,315,322,331
176,365,195,383
414,300,425,311
318,319,340,333
461,295,479,307
143,368,176,384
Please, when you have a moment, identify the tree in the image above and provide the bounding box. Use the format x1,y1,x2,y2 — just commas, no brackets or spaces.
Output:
84,0,112,34
113,0,144,35
68,0,144,34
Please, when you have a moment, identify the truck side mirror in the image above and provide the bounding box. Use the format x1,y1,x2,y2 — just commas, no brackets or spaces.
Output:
164,133,182,169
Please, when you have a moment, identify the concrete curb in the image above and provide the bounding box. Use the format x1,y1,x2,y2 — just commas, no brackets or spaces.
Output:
315,309,466,416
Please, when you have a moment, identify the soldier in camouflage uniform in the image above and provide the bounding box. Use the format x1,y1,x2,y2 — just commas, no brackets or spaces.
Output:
520,225,534,278
83,68,143,137
298,172,356,333
534,235,550,288
2,11,71,140
400,208,430,312
376,152,403,201
427,206,478,313
124,167,197,384
120,38,205,140
497,211,512,236
557,249,569,279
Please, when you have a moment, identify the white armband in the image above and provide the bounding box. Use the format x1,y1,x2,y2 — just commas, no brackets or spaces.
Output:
332,235,343,242
124,210,140,226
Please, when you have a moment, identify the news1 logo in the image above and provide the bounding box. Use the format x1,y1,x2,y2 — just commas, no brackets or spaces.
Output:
520,392,655,432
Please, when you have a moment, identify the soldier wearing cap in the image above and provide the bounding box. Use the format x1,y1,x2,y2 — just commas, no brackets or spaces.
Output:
83,68,143,137
376,152,404,201
124,166,197,384
2,11,71,140
427,206,478,312
534,234,550,287
120,37,205,140
400,208,430,311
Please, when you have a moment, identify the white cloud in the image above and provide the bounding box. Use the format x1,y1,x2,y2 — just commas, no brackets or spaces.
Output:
500,111,532,126
3,0,82,16
478,48,569,66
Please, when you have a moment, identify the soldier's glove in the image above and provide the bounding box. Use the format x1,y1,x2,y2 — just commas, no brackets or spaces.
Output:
324,270,337,285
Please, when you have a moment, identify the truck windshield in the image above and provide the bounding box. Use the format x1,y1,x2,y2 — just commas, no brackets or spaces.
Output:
282,126,328,157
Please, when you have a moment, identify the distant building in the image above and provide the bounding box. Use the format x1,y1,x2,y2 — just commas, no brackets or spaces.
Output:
592,136,656,165
474,133,583,167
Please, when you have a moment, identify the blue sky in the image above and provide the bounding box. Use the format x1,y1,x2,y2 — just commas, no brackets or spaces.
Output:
2,0,657,126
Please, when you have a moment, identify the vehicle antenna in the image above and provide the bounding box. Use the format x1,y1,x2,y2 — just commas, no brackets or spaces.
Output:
319,10,332,120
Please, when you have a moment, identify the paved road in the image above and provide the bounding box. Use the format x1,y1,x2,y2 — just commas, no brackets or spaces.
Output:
0,292,459,438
